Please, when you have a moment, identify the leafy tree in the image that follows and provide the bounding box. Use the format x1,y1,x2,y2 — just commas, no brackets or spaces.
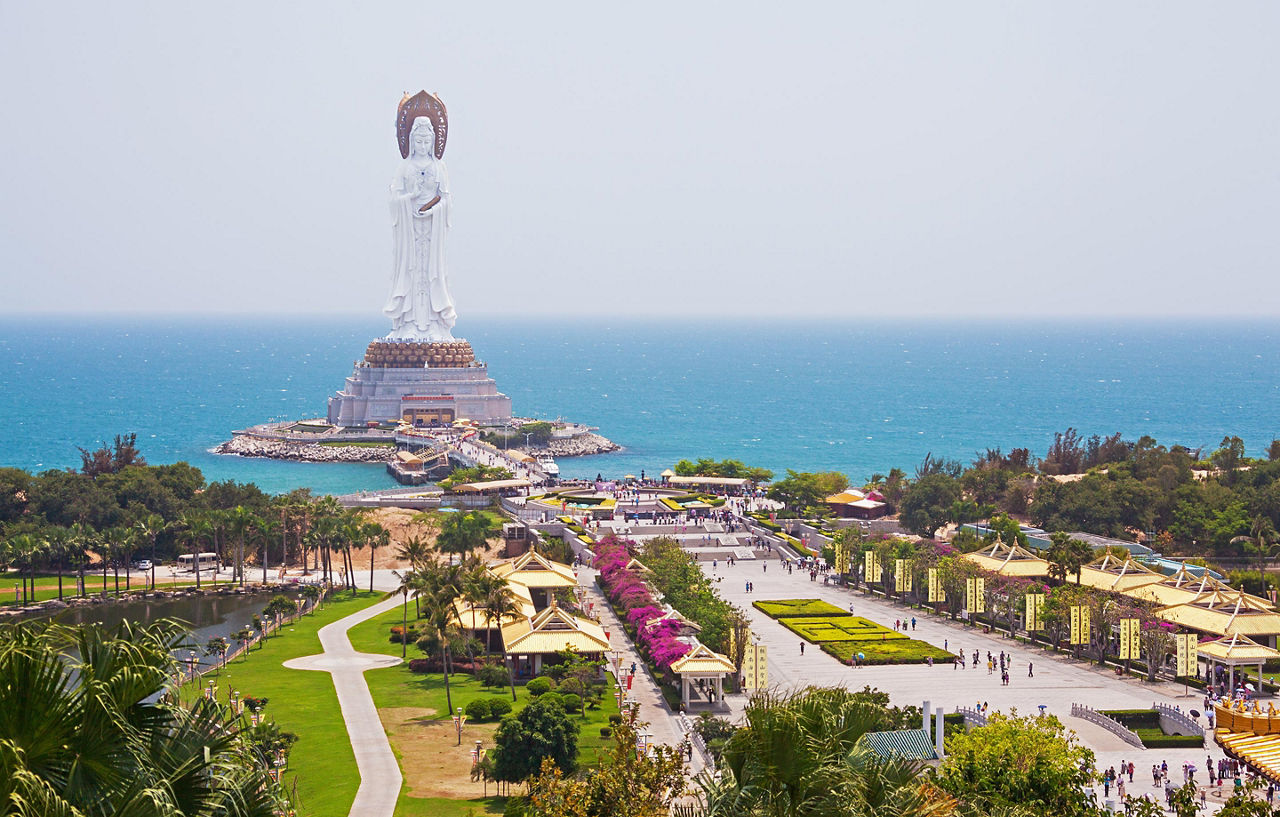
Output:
492,696,580,782
765,470,849,516
1046,533,1093,583
938,710,1096,816
77,432,146,477
525,716,684,817
898,473,961,538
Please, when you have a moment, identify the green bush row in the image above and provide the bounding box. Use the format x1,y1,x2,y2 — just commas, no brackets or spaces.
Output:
752,599,851,618
821,639,956,665
463,696,513,722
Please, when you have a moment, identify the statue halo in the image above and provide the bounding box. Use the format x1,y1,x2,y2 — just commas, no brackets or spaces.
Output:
397,90,448,160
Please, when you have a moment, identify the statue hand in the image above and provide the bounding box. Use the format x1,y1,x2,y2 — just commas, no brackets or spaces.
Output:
418,195,442,214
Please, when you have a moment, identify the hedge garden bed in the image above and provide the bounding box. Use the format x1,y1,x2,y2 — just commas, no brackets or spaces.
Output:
1101,709,1204,748
756,597,955,665
821,640,955,665
781,616,906,644
753,599,851,618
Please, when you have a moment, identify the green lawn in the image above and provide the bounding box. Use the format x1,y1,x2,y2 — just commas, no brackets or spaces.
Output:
347,603,621,817
753,598,851,618
184,590,385,817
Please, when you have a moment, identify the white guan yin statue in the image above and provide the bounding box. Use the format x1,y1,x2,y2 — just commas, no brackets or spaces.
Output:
384,91,457,341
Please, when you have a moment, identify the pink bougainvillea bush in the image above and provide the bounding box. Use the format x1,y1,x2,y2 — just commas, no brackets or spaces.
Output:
593,536,689,668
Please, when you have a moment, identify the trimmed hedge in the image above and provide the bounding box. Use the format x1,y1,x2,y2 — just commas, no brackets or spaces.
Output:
781,616,906,644
821,640,956,665
753,599,851,618
1102,709,1204,749
1135,732,1204,749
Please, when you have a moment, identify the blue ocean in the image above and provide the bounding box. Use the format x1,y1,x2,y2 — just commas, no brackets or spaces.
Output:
1,317,1277,495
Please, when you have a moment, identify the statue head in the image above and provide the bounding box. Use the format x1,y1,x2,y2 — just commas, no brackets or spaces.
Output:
410,117,436,159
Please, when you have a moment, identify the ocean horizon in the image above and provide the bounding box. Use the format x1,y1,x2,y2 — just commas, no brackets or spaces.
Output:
2,315,1277,495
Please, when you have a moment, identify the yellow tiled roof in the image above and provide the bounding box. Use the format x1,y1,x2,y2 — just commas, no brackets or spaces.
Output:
489,550,578,589
453,584,538,629
1217,729,1280,782
1198,633,1280,663
1071,554,1165,593
1158,589,1280,637
500,605,609,655
671,644,735,674
961,542,1050,577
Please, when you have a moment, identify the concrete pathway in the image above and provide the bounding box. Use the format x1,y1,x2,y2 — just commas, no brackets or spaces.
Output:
284,595,404,817
577,565,706,772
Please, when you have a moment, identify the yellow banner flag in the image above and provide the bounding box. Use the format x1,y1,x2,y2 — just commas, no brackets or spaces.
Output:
864,551,880,583
927,568,944,603
834,541,849,574
1119,618,1140,660
1070,605,1081,645
1025,593,1044,631
894,559,912,593
1175,633,1198,678
966,577,986,614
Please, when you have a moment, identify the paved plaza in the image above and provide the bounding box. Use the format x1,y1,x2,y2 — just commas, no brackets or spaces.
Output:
708,555,1240,812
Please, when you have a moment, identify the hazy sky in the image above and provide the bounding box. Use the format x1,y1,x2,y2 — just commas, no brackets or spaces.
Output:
2,2,1277,319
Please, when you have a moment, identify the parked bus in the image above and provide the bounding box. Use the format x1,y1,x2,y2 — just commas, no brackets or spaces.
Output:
177,552,220,573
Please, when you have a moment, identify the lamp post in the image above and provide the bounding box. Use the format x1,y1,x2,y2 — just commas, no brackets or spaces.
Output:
455,707,464,746
187,651,198,681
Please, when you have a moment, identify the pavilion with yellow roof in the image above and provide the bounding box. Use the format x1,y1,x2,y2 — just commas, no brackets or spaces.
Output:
670,643,736,708
500,603,610,677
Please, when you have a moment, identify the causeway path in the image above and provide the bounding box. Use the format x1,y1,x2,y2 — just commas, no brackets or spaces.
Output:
284,595,404,817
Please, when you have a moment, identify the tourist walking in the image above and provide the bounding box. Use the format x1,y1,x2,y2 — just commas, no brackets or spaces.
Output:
800,642,805,655
1028,661,1034,677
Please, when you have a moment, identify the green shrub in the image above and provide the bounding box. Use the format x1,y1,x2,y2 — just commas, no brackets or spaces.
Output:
465,698,492,722
608,714,623,726
503,796,527,817
821,639,955,665
526,677,552,697
486,697,513,719
753,599,851,618
560,693,582,713
539,692,563,709
477,664,510,688
599,727,612,738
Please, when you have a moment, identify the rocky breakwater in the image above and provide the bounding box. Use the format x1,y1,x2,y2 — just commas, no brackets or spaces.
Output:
214,435,395,463
533,432,620,458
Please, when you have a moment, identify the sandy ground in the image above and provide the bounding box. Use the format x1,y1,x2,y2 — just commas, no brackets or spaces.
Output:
378,707,498,799
292,507,506,573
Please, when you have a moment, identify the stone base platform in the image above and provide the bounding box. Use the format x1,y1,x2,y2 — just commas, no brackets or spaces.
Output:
327,337,512,427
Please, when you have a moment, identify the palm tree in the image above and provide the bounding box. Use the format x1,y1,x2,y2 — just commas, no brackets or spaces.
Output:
67,523,95,597
437,511,495,564
43,528,68,601
0,619,289,815
228,506,258,588
396,535,430,571
180,512,212,589
364,521,390,593
708,687,956,817
419,558,465,716
133,513,168,590
253,515,279,585
7,533,41,604
392,569,418,660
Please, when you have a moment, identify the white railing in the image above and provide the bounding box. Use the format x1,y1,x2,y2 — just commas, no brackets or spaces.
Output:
1071,703,1145,749
955,706,988,727
1154,702,1205,739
